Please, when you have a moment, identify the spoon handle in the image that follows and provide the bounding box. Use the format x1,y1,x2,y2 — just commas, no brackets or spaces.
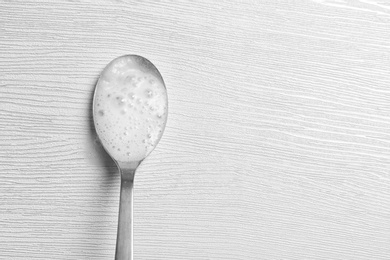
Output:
115,178,134,260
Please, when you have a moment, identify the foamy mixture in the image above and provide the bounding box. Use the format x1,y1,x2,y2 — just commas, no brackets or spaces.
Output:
93,56,168,162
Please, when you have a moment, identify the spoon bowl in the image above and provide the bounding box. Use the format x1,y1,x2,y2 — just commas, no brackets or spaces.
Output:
92,55,168,260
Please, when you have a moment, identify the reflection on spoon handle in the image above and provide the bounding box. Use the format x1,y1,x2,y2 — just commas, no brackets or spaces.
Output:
115,175,134,260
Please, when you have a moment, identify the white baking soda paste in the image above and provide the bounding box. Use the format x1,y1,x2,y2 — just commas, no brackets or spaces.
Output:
93,56,168,162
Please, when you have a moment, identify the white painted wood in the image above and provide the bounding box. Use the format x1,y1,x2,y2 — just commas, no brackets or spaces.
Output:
1,0,389,259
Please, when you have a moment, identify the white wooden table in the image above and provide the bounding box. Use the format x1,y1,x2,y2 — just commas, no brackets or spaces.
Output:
1,1,389,259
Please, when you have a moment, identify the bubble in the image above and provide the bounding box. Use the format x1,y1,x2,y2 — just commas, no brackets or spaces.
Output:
126,75,134,82
147,134,152,138
127,152,131,156
124,131,128,136
145,89,153,98
133,77,142,87
98,110,105,116
114,95,126,107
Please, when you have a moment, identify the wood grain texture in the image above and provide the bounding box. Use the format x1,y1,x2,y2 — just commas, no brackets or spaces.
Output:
1,0,390,259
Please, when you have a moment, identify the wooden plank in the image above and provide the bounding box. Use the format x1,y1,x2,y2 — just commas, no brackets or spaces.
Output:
0,0,389,259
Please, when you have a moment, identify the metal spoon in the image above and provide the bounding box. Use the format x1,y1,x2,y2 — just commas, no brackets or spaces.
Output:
92,55,168,260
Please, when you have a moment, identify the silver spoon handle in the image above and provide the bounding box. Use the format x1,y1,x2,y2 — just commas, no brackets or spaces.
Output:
115,178,134,260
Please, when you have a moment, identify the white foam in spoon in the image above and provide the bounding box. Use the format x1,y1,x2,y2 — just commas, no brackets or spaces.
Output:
92,55,168,260
94,55,168,162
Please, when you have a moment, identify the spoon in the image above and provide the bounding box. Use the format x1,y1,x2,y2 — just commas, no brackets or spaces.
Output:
92,55,168,260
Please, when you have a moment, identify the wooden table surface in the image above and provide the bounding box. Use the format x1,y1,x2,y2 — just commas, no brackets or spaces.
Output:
1,1,390,259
